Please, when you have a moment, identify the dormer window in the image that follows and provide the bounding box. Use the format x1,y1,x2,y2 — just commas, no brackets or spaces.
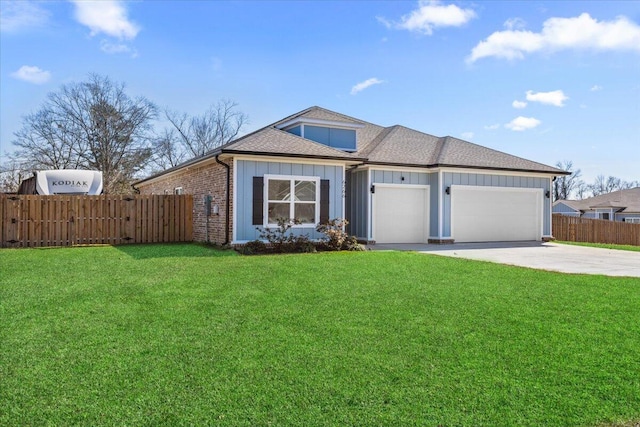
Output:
277,117,364,152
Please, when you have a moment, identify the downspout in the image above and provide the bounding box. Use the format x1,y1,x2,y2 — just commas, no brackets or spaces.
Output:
215,155,231,245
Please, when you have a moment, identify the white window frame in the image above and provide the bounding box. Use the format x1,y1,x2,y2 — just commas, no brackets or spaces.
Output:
263,174,320,227
625,217,640,224
174,187,183,195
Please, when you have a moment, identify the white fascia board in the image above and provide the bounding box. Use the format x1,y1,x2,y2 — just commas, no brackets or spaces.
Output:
450,185,544,194
364,165,433,174
232,154,357,166
436,167,559,179
276,117,365,130
372,183,430,190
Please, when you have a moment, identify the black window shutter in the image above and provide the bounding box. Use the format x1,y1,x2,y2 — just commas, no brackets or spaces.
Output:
320,179,330,224
252,177,264,225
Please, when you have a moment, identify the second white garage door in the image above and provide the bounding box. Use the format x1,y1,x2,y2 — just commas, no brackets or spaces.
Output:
451,185,542,242
373,185,429,244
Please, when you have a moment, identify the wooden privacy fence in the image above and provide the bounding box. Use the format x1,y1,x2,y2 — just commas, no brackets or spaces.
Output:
1,194,193,248
552,214,640,246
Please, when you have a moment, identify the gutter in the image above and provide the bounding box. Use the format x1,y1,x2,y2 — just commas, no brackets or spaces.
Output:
215,155,231,245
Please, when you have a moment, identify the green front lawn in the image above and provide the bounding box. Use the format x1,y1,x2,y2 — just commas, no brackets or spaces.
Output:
1,244,639,426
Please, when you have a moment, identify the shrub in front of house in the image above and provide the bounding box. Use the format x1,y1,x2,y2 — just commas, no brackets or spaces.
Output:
315,218,363,252
239,217,362,255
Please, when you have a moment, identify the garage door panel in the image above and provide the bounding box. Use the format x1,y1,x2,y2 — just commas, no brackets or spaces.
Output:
374,186,429,244
452,186,541,243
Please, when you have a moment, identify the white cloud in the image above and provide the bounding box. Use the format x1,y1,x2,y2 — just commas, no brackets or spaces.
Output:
11,65,51,84
71,0,139,40
526,90,568,107
484,123,500,130
468,13,640,63
590,85,603,91
351,78,384,95
0,1,50,32
100,40,137,57
381,0,476,35
512,100,527,109
461,132,474,139
505,116,541,131
504,17,526,31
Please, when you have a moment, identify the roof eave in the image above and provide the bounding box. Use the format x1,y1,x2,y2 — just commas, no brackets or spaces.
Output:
221,149,365,163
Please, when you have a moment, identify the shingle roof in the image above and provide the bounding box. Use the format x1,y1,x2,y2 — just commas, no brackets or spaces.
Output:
136,105,567,184
284,107,565,174
555,187,640,213
221,127,362,160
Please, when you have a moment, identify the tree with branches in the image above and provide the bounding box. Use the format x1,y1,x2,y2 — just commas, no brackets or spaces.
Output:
553,160,583,201
11,74,157,194
152,99,248,170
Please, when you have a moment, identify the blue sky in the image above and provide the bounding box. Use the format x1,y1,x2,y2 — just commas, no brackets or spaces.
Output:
1,0,639,183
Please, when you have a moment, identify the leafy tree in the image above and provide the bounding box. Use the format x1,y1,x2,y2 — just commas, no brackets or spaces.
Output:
152,100,247,170
11,74,157,194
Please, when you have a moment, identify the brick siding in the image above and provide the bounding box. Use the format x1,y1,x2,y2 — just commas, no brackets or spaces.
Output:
137,158,233,244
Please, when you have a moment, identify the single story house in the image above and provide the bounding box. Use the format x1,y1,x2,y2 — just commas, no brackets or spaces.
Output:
135,106,568,245
553,187,640,223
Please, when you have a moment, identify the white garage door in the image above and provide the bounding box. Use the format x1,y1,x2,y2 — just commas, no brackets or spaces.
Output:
373,185,429,244
451,186,542,242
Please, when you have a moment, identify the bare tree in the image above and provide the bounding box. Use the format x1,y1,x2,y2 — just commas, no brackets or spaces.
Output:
12,74,157,194
553,160,583,201
0,156,35,193
589,175,639,197
574,181,589,200
153,99,247,169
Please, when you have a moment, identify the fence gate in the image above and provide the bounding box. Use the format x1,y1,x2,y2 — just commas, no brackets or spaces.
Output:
1,194,193,248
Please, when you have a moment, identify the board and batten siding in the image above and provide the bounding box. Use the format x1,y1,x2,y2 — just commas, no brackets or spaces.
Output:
552,202,580,215
346,169,368,239
369,169,437,240
235,160,344,242
441,172,552,237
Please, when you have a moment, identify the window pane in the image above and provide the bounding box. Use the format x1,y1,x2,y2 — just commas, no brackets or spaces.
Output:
268,202,290,223
268,180,291,201
294,203,316,224
295,180,316,201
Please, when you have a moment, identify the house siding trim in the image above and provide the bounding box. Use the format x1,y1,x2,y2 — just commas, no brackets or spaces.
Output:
233,159,344,243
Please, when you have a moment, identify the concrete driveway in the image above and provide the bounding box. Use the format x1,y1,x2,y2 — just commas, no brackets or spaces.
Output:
367,241,640,277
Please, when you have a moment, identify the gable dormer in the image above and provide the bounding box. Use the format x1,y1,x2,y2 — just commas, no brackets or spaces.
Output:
276,117,364,152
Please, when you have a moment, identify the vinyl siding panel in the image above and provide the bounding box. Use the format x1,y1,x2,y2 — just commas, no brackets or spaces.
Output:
347,170,369,239
236,160,344,241
552,202,580,214
442,172,552,237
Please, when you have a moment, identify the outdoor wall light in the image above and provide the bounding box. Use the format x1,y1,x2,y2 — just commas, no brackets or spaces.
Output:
212,204,220,215
545,190,550,199
445,186,451,195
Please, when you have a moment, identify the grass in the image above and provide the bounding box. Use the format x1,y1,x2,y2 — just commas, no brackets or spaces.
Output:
555,240,640,252
1,243,639,426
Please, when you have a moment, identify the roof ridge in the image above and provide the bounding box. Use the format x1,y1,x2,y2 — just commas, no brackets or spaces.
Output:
358,125,399,156
433,136,448,164
438,135,567,173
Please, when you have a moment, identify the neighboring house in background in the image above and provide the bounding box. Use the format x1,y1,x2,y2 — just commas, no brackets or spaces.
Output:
553,187,640,223
134,106,568,245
